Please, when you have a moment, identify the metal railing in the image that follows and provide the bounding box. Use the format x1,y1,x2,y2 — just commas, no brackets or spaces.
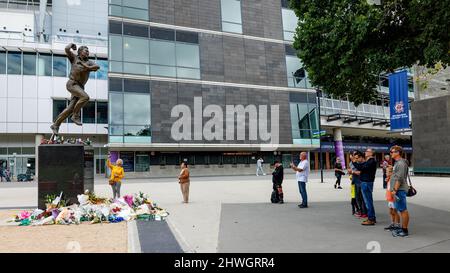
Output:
320,98,390,119
52,33,107,47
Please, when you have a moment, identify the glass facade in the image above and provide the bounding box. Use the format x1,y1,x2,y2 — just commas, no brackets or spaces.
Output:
109,0,149,21
282,8,297,41
109,78,151,143
7,52,21,75
53,100,108,124
23,53,36,75
221,0,243,34
285,45,313,89
109,22,200,79
289,92,319,145
0,51,107,79
0,52,5,74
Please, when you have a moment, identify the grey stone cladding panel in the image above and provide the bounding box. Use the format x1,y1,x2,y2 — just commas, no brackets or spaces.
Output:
198,0,222,31
149,0,175,25
412,95,450,171
244,39,267,85
150,80,179,143
151,81,294,145
262,0,284,40
199,33,225,82
222,36,247,83
174,0,200,28
265,42,288,87
241,0,265,37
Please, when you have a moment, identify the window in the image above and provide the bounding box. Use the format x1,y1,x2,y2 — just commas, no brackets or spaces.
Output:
150,27,175,41
174,42,200,80
53,99,107,124
124,79,150,93
176,31,199,44
282,8,298,41
96,59,108,80
124,93,150,125
109,35,123,62
109,92,124,125
7,52,22,75
23,52,36,75
135,152,150,172
176,44,200,69
109,27,201,79
97,102,108,124
109,20,122,35
221,0,243,34
109,0,149,21
123,36,150,75
123,22,148,37
53,100,67,122
53,55,67,77
286,55,312,88
38,54,52,76
82,101,96,124
108,92,152,143
0,52,6,74
109,78,123,92
150,40,176,77
290,92,319,144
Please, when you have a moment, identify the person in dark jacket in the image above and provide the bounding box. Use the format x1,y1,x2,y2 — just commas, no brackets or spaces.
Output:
334,157,345,189
348,151,367,218
353,148,378,226
272,161,284,204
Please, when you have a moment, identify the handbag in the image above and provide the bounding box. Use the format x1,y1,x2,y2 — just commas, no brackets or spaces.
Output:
406,171,417,197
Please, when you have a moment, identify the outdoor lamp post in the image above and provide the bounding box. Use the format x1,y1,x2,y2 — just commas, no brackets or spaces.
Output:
315,89,324,183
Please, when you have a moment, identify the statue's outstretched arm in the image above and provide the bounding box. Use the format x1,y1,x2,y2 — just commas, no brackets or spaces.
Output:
65,43,77,63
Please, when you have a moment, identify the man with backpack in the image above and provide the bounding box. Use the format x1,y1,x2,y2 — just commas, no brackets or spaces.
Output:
271,161,284,204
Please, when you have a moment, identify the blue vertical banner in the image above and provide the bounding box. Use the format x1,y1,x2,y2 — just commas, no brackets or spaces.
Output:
389,70,410,131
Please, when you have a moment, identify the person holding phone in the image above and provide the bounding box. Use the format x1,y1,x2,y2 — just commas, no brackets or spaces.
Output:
107,153,124,199
290,152,309,208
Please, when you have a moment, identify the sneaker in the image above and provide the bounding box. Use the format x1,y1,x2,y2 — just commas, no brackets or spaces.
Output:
50,124,59,135
334,184,337,189
354,212,362,217
392,229,409,237
361,220,376,226
359,214,368,219
298,204,308,208
384,223,396,231
338,186,343,189
71,115,82,126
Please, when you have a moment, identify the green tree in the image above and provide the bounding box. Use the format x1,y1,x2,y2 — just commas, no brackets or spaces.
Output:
291,0,450,105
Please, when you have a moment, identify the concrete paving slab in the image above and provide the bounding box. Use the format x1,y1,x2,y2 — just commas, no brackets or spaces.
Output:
218,201,450,253
136,220,183,253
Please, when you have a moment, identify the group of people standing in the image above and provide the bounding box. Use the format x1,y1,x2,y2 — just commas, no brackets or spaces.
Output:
346,146,411,237
271,147,411,237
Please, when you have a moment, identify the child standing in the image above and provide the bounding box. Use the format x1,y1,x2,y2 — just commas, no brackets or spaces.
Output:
384,165,400,231
350,174,360,215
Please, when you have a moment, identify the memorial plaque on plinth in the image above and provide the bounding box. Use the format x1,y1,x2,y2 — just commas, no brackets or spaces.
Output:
38,144,94,209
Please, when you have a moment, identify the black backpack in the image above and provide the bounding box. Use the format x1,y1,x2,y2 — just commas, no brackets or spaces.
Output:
270,190,279,203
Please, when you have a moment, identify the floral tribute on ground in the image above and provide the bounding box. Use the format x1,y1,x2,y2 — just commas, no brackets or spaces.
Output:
9,191,169,226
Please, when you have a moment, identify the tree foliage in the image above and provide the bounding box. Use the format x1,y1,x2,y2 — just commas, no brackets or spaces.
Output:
291,0,450,105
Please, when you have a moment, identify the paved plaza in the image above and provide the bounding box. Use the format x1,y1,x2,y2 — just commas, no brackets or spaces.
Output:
0,171,449,253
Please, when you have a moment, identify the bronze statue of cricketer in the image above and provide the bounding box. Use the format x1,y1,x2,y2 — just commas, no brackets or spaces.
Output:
50,43,100,135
